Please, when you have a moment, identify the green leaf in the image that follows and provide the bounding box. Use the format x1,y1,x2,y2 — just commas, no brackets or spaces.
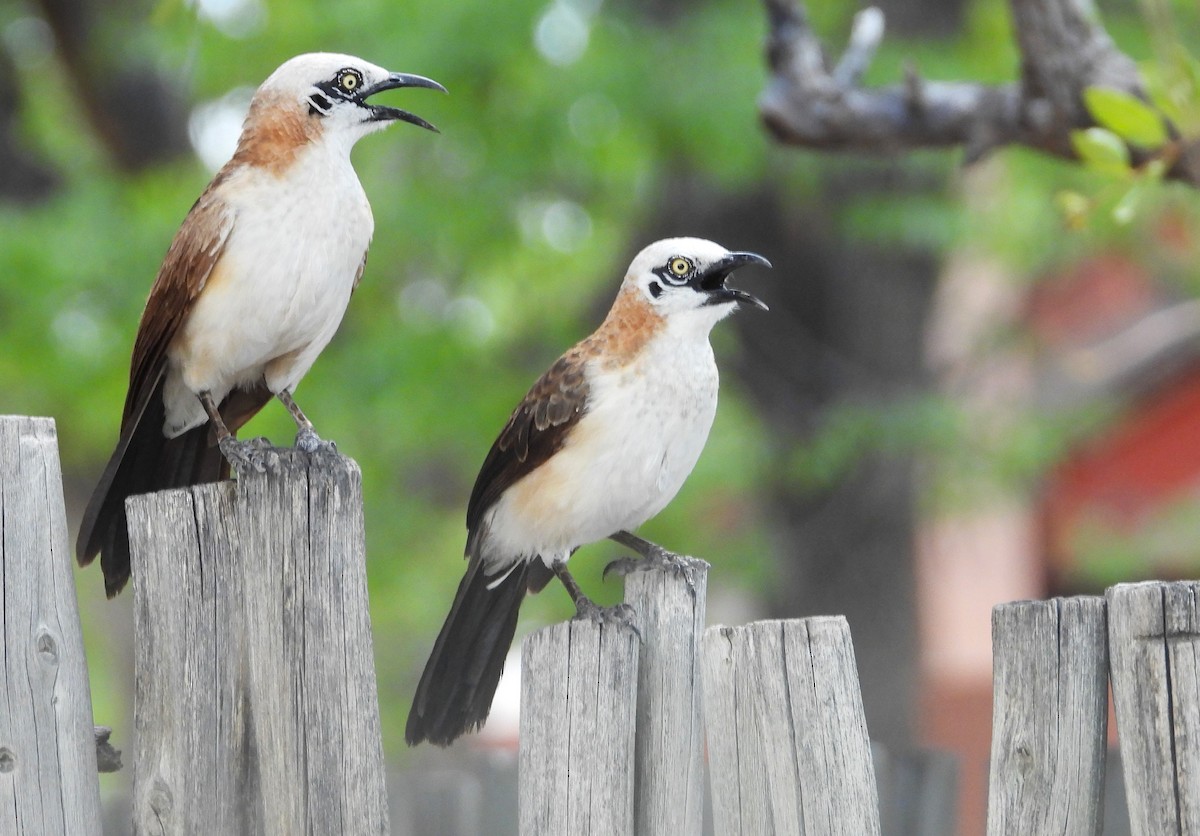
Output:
1070,127,1132,175
1083,87,1169,147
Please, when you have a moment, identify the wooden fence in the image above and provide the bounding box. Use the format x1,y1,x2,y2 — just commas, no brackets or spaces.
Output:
126,442,387,833
0,417,104,835
1,412,1197,833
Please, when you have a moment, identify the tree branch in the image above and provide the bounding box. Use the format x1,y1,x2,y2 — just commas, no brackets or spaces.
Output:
758,0,1200,185
36,0,190,172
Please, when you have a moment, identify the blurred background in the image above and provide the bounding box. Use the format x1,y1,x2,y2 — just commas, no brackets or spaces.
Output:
2,0,1199,832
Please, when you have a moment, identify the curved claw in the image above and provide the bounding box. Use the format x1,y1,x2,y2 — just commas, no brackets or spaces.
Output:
603,548,709,599
603,556,642,580
218,436,273,474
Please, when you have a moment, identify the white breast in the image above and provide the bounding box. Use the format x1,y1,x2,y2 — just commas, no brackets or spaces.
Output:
164,146,373,436
481,324,720,570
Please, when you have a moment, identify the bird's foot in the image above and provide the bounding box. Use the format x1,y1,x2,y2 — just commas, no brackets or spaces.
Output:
295,427,337,455
218,435,275,474
572,600,641,639
552,559,641,637
603,546,709,597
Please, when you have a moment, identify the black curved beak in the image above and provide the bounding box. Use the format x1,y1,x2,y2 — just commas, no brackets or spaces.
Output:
697,251,772,311
359,72,447,132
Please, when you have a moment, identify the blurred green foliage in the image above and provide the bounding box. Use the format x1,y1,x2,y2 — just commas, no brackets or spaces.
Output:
0,0,787,760
1071,496,1200,588
3,0,1200,766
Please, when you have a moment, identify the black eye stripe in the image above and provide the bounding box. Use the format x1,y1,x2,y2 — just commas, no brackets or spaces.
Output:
314,68,366,108
308,91,333,115
648,281,663,298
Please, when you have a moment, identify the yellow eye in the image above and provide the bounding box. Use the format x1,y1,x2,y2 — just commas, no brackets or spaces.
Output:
668,257,692,277
340,72,360,92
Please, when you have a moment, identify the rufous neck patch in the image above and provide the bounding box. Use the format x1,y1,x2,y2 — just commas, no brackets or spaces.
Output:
584,285,665,368
231,94,321,175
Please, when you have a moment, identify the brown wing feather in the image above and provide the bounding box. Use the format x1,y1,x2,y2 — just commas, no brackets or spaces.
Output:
410,347,587,745
76,173,238,593
123,180,236,426
465,349,590,532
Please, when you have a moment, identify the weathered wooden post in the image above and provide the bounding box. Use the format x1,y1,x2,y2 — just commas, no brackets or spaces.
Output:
518,613,640,835
1108,581,1200,834
621,559,708,835
127,448,388,834
702,616,881,835
0,416,104,835
986,597,1108,835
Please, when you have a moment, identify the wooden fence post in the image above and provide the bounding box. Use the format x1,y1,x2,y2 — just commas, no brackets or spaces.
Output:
0,416,104,835
127,449,388,835
985,597,1108,835
622,559,707,835
1108,581,1200,834
702,617,881,835
518,615,640,835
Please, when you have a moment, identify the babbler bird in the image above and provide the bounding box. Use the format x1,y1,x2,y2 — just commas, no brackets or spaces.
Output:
76,53,444,597
406,237,770,747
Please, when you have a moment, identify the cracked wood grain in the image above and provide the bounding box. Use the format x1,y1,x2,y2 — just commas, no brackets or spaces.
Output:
702,617,881,835
986,597,1108,835
1108,581,1200,835
127,448,388,835
0,416,103,835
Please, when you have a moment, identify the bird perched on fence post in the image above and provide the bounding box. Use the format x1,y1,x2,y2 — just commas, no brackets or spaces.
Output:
406,237,770,747
76,53,445,597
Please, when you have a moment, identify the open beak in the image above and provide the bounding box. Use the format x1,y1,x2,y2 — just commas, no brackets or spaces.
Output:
697,251,772,311
359,72,447,132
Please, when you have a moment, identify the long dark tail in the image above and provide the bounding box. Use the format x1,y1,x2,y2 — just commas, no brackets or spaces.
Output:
406,558,544,746
76,377,227,598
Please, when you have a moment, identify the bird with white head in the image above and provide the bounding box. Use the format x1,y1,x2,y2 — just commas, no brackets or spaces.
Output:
406,237,770,747
77,53,445,597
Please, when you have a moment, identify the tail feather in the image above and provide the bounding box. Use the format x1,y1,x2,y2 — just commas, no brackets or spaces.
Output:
76,377,228,597
406,559,536,746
